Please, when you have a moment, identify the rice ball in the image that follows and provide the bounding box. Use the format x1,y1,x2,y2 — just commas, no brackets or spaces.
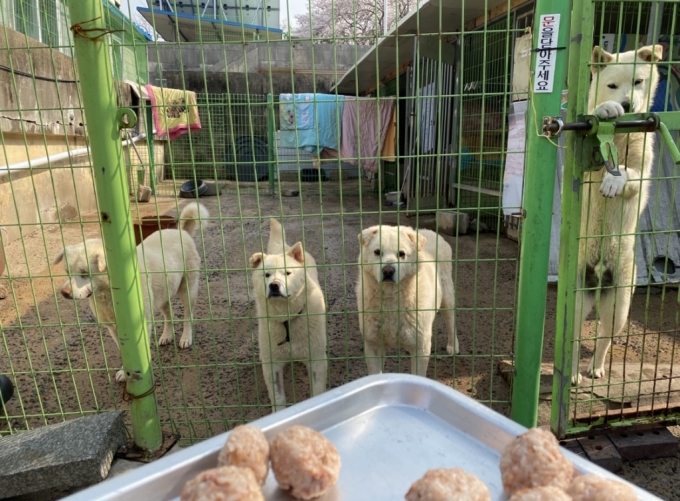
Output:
217,425,270,484
500,428,574,494
180,465,264,501
566,474,638,501
405,468,491,501
270,425,341,500
509,486,573,501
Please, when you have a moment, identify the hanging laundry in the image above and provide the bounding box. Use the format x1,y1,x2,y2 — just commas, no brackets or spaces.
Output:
145,85,201,141
340,98,395,173
380,105,397,162
279,94,314,131
278,94,345,156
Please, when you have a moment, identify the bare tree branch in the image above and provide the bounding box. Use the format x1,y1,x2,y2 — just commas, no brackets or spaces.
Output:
291,0,418,45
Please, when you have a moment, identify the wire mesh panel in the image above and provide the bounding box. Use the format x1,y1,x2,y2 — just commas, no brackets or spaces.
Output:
0,0,544,446
453,16,518,229
162,93,269,187
552,0,680,437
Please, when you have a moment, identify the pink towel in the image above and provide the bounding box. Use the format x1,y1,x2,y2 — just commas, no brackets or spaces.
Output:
341,98,395,173
146,84,201,141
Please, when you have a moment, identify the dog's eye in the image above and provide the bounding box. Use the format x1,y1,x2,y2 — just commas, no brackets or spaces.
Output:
286,271,291,276
607,83,618,89
398,250,406,258
265,273,271,278
374,249,381,256
634,79,643,86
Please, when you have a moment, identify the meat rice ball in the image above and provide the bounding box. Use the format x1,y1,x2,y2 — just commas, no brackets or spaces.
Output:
500,428,574,494
405,468,491,501
270,425,341,500
217,425,270,484
566,474,638,501
508,486,572,501
180,465,264,501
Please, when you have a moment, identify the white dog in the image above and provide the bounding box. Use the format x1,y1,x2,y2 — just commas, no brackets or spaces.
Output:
572,44,662,384
356,225,458,377
54,202,209,382
249,219,327,412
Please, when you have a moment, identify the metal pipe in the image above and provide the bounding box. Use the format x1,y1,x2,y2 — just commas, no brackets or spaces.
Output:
646,2,664,47
511,0,572,428
543,117,658,135
65,0,162,452
267,93,276,193
1,133,149,171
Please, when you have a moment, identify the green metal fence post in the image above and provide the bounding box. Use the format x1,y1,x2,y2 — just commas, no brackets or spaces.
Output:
66,0,162,452
267,93,276,194
510,0,572,428
146,104,157,195
551,0,593,438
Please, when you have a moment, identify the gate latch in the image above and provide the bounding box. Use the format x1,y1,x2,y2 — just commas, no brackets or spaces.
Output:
542,113,680,175
595,121,620,177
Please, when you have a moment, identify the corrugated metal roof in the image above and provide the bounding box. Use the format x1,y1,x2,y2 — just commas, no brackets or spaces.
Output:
137,7,283,43
333,0,510,95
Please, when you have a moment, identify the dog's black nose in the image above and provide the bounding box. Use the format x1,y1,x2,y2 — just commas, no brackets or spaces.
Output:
269,282,280,293
382,266,395,279
621,101,630,113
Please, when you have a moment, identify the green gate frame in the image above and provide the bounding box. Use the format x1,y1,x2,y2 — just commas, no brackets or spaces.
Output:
551,0,680,438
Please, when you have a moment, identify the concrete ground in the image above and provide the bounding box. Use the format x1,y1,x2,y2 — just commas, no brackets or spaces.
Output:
0,179,678,499
616,426,680,501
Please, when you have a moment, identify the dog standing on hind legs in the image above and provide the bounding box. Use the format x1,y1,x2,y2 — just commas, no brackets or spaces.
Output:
572,44,663,385
54,202,209,382
250,219,327,412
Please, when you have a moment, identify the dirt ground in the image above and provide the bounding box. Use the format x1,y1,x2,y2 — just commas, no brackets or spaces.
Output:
1,179,679,496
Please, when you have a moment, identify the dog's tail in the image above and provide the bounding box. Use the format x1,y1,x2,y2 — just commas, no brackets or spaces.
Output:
267,218,290,255
179,202,209,238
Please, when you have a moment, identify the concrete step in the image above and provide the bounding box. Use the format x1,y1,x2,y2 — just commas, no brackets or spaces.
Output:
0,411,126,499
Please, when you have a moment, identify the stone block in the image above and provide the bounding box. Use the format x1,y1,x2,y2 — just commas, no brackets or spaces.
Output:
0,411,127,499
577,435,623,472
608,428,679,462
137,184,152,203
437,211,470,236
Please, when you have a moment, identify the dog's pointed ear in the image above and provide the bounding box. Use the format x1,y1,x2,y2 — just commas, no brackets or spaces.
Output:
591,46,614,74
406,229,427,251
94,252,107,273
358,227,379,247
637,44,663,63
53,248,65,265
287,242,305,264
250,252,265,269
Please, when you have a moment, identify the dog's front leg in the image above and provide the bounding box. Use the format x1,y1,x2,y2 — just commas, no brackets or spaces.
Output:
306,357,327,397
262,361,286,413
600,169,629,198
600,134,649,199
104,325,127,383
410,331,432,377
364,340,385,375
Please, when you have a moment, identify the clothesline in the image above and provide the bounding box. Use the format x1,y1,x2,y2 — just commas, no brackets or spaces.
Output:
278,93,397,173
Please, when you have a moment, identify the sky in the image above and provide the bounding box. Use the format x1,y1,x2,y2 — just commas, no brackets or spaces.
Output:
280,0,308,27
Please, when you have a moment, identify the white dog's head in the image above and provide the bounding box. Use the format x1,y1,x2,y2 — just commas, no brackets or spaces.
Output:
250,242,308,300
358,225,426,285
53,239,108,300
589,44,663,113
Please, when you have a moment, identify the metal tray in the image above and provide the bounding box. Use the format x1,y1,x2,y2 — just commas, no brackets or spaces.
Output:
63,374,662,501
